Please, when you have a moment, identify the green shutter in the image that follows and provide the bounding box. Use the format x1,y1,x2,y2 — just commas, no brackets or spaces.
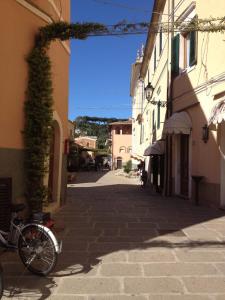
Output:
171,34,180,76
189,31,197,67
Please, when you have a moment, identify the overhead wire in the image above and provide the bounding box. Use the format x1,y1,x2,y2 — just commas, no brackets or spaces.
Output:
90,0,151,13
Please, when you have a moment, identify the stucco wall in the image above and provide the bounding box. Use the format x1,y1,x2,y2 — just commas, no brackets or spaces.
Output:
0,149,25,202
0,0,70,206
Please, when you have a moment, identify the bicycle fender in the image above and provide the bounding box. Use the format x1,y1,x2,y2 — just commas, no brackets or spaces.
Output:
22,223,61,254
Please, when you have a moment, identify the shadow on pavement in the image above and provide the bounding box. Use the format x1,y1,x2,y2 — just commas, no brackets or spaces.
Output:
2,181,225,298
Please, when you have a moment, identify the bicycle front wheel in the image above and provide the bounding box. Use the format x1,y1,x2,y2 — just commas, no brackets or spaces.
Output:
18,225,57,276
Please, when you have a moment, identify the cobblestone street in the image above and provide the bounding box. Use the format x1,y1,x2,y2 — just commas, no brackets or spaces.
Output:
2,170,225,299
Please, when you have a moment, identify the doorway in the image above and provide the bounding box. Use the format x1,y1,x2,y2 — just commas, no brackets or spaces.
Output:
180,134,189,197
117,157,122,169
48,120,61,203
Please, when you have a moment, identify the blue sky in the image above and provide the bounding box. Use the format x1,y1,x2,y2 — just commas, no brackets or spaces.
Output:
69,0,153,120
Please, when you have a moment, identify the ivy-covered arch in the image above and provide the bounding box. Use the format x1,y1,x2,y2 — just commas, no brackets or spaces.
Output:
24,22,107,212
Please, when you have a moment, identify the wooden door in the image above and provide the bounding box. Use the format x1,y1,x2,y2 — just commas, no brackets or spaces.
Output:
180,134,189,197
117,157,122,169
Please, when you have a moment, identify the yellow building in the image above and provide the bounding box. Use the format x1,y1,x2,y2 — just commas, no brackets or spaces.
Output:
0,0,70,212
132,0,225,206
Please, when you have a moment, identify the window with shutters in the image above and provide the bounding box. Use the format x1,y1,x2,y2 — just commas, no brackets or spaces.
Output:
182,30,197,69
159,28,163,55
171,34,180,76
154,46,157,71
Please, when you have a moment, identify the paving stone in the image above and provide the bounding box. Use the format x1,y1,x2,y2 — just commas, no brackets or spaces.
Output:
95,222,126,228
215,296,225,300
48,297,87,300
65,229,102,236
128,250,175,262
58,278,121,294
127,222,157,228
89,296,147,300
143,262,218,276
98,236,146,242
88,242,131,252
175,250,225,262
3,277,60,297
100,263,142,276
124,277,184,293
214,263,225,275
183,277,225,292
148,295,211,300
87,251,127,263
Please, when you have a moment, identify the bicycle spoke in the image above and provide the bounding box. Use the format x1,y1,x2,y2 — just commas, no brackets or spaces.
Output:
26,253,37,266
39,256,54,266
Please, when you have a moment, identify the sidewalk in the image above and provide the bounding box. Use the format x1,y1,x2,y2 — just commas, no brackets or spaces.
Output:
2,170,225,299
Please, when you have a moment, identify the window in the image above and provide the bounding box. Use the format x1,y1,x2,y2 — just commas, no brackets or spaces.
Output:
119,146,126,153
182,30,197,68
87,142,90,147
171,34,180,76
157,102,160,129
140,124,144,144
115,127,120,134
172,19,197,76
159,28,163,55
154,46,157,71
152,110,156,131
127,146,132,153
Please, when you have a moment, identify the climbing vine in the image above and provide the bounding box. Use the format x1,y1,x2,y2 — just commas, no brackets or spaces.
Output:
24,22,107,212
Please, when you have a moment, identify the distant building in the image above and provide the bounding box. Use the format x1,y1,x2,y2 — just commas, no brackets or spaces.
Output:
109,120,132,169
68,120,75,141
75,136,97,149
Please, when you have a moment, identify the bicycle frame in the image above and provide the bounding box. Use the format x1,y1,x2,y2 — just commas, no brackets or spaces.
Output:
0,213,24,249
0,213,61,253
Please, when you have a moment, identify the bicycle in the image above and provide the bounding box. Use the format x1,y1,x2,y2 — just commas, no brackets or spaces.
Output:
0,203,62,276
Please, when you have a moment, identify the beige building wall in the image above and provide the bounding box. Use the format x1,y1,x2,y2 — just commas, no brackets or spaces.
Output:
134,0,225,204
75,137,97,149
170,0,225,206
0,0,70,207
110,122,132,169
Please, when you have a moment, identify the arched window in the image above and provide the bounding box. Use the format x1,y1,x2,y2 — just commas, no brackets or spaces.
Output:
119,146,126,153
127,146,132,153
115,127,120,134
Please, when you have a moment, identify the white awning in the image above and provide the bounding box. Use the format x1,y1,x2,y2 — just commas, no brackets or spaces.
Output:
164,111,192,135
131,153,144,161
144,140,165,156
208,99,225,125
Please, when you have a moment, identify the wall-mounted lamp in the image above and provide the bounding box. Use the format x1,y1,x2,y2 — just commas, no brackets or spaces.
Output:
145,82,154,101
202,124,209,143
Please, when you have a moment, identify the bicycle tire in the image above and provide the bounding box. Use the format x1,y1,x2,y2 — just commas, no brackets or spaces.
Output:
18,224,57,276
